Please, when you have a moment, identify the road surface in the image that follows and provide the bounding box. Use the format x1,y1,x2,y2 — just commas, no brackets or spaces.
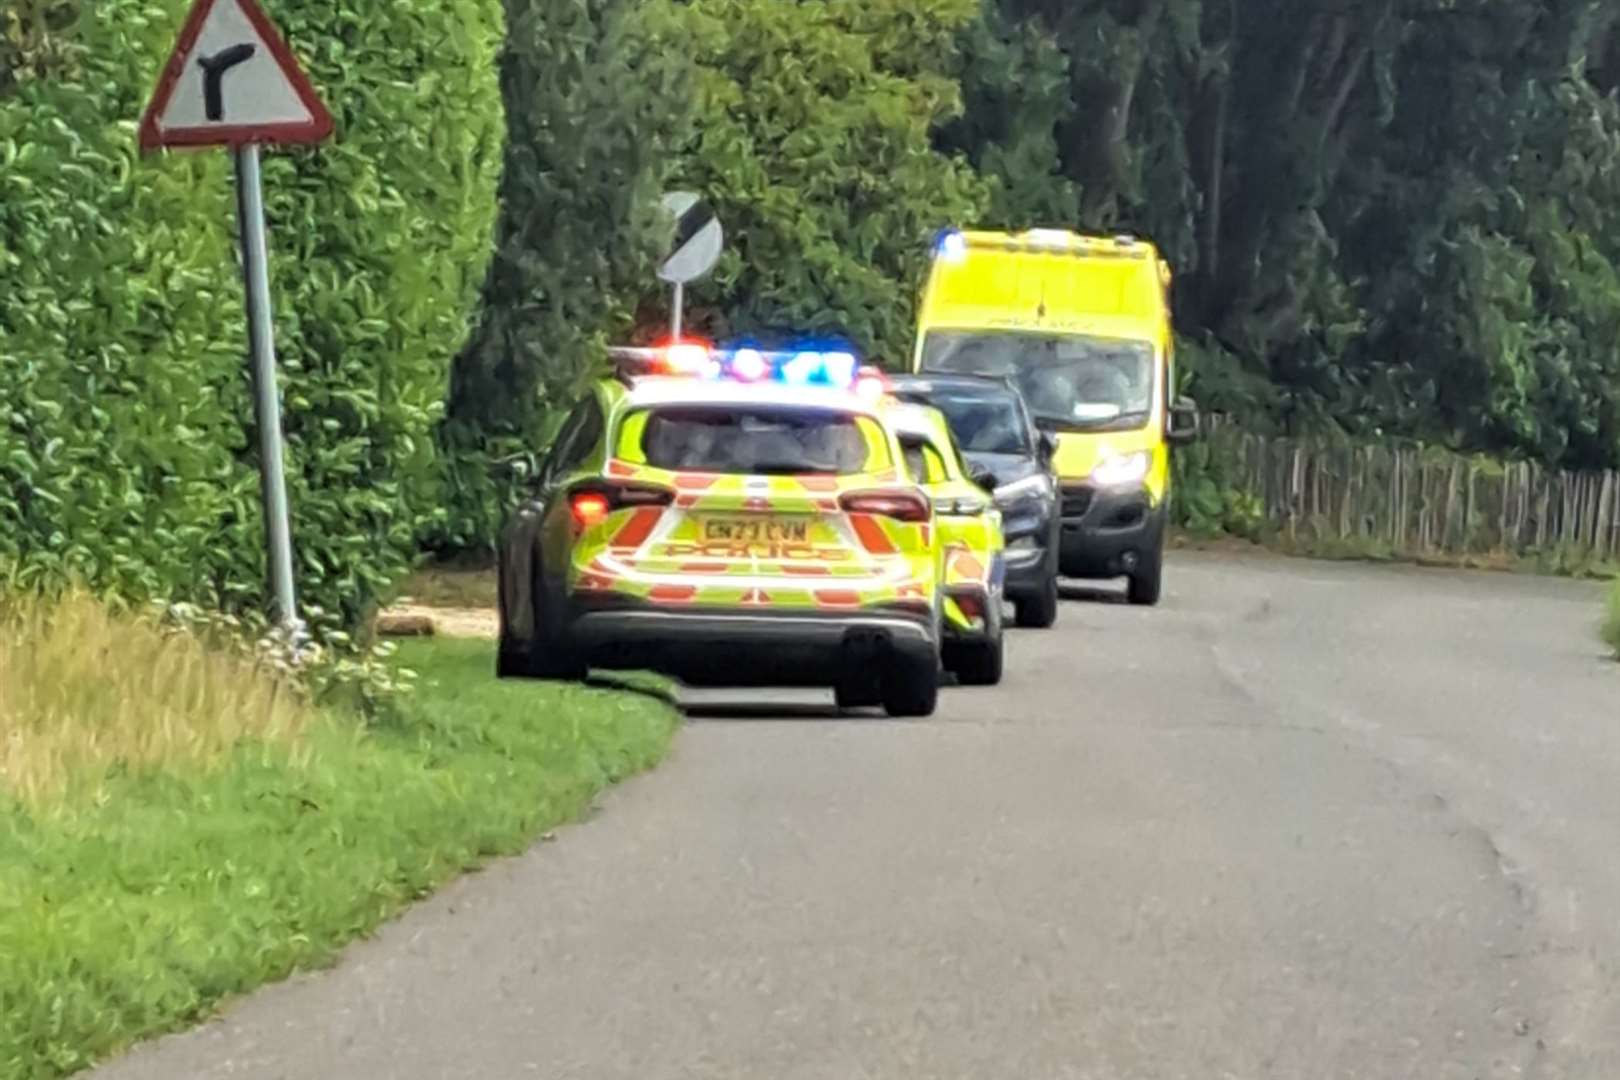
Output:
96,552,1619,1079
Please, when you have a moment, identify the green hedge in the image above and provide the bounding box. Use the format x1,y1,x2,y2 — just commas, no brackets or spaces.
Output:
0,0,504,625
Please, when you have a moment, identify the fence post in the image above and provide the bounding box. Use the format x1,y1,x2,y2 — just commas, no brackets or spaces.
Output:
1535,465,1549,550
1395,445,1406,549
1443,461,1463,553
1518,463,1528,552
1463,462,1477,555
1289,445,1304,541
1339,444,1354,540
1611,471,1620,559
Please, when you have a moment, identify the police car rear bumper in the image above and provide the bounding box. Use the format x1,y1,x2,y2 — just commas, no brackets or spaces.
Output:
568,603,938,686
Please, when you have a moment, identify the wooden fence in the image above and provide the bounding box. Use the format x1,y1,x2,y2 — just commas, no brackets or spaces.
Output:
1190,421,1620,564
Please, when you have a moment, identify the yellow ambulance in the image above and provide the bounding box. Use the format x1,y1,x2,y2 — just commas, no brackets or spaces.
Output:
910,229,1200,605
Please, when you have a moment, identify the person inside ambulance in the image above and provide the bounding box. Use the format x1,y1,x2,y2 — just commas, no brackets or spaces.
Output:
1069,357,1135,420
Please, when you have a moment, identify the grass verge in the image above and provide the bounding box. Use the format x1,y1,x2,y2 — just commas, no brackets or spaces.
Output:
0,636,678,1080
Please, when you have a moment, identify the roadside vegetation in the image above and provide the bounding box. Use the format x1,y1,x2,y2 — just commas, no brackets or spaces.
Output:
0,598,677,1080
10,1,1620,609
0,590,311,805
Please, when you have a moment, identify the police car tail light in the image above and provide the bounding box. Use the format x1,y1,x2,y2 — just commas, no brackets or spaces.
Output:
840,489,931,524
570,483,673,529
570,491,612,528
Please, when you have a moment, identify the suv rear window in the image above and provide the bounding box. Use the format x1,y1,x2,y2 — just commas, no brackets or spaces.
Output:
637,406,885,476
898,389,1030,455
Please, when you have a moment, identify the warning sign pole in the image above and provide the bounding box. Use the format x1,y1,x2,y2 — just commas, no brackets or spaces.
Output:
232,142,298,632
656,192,721,344
138,0,333,636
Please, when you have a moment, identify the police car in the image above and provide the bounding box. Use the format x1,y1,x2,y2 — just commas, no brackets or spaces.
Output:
495,343,949,717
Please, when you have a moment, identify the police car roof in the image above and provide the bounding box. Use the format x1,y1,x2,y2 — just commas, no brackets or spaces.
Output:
622,375,882,414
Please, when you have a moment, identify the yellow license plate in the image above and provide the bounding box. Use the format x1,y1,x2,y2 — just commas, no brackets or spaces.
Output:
702,517,809,543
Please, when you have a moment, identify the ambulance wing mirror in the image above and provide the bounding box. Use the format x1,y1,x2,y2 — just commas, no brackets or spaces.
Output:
1167,397,1201,446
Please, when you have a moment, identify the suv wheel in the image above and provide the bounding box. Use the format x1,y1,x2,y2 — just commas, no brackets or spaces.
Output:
946,631,1004,686
882,648,939,718
1014,572,1059,629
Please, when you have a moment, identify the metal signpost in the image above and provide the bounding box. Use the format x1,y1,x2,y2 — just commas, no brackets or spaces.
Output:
138,0,334,633
657,192,723,340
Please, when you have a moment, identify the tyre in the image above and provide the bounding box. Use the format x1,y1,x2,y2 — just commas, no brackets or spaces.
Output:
496,632,586,680
497,561,587,680
834,676,882,711
496,639,530,679
882,648,939,718
946,631,1004,686
1014,571,1059,629
1127,517,1165,607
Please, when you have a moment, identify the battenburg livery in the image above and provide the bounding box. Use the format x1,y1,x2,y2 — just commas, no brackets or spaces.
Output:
496,343,984,717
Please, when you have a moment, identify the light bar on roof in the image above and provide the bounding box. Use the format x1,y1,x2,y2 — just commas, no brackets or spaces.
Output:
935,229,968,264
1025,228,1075,248
608,343,872,392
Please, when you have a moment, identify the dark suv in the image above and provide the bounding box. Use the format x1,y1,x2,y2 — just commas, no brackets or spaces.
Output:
888,374,1060,628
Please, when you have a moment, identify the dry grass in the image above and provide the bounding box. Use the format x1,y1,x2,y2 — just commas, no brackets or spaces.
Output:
0,590,311,804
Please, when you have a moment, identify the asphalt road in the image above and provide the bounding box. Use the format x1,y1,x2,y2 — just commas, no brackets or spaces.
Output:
96,552,1619,1079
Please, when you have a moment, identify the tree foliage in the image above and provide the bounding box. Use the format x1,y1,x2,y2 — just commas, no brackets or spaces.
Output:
658,0,990,361
952,0,1620,470
434,0,687,553
10,0,1620,585
0,0,503,623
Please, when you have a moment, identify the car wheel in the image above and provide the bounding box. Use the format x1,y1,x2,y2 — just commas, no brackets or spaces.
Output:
500,562,587,680
882,648,939,718
1127,518,1165,607
496,637,540,679
497,629,586,681
1014,571,1059,628
946,631,1004,686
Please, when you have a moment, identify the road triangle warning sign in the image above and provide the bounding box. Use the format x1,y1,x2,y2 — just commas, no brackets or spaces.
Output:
138,0,333,152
